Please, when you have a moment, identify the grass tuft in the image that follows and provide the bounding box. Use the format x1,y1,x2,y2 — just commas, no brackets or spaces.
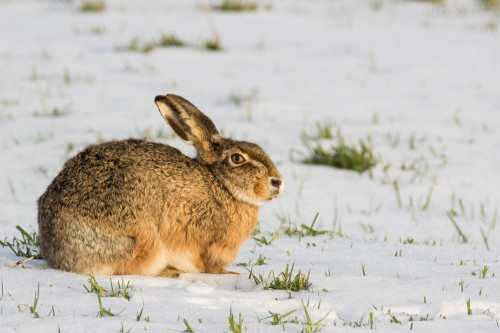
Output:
478,0,499,11
255,213,343,247
265,309,298,325
117,34,186,53
0,225,42,259
80,0,106,12
412,0,444,4
228,89,259,107
83,272,133,317
34,107,70,118
446,211,468,244
268,263,311,292
300,126,376,173
244,263,312,293
300,212,328,237
239,253,267,266
228,307,245,333
212,0,258,11
472,265,491,279
202,37,223,51
182,317,195,332
302,302,331,332
29,283,41,319
83,273,134,300
158,33,185,47
117,37,156,53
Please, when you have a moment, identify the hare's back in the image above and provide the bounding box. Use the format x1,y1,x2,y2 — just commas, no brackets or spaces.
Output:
60,138,190,186
39,138,197,228
73,138,189,170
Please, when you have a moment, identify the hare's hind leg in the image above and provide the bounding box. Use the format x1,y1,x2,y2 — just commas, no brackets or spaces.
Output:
39,218,134,275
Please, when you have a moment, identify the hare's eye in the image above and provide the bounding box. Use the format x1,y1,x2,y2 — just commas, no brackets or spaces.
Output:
230,153,246,165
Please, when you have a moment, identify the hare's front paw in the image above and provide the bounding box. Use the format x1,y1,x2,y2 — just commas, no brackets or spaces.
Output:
207,267,239,275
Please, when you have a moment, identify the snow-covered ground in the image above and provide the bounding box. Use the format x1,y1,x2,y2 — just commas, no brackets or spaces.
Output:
1,0,500,331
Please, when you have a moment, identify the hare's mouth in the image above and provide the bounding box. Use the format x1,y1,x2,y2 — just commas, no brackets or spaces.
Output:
269,191,282,200
269,179,284,200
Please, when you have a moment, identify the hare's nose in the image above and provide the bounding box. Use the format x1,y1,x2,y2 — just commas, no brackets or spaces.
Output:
271,179,282,189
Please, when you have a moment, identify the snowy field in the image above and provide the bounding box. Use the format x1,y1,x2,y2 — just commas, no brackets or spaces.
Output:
1,0,500,331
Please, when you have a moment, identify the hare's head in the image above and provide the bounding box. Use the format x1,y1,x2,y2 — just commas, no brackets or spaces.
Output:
155,94,283,206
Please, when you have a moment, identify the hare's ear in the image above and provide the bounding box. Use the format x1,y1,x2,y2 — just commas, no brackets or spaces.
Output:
155,94,220,164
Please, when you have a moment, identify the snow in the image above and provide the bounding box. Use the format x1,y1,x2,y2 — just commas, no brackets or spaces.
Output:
1,0,500,331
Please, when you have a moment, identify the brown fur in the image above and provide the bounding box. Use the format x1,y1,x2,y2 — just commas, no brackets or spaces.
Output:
37,95,283,277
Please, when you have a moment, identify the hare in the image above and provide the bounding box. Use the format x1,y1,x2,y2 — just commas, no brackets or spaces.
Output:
37,94,283,277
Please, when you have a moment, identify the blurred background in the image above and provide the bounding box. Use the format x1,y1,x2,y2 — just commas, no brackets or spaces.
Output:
1,0,499,248
1,1,500,331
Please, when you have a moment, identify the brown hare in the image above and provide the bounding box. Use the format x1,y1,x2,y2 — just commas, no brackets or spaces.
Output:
37,94,283,277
